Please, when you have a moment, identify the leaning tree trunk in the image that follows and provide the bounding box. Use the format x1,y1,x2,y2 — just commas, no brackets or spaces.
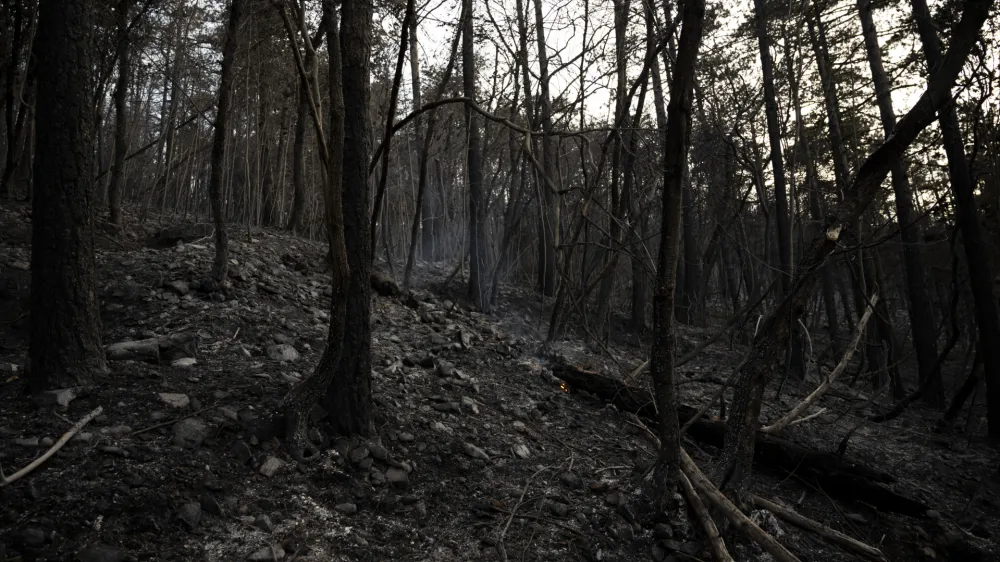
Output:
647,0,707,509
29,0,109,393
716,0,994,494
462,0,487,311
323,0,374,437
911,0,1000,435
209,0,242,282
287,76,310,232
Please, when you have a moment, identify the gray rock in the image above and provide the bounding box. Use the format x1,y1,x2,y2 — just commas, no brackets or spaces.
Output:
654,523,674,539
386,467,410,489
247,545,285,561
367,441,388,461
201,495,224,516
166,280,190,295
335,502,358,515
159,392,190,409
19,527,45,547
462,442,490,461
512,443,530,459
253,514,274,532
77,543,128,562
399,432,415,442
549,502,569,517
369,469,386,486
14,437,39,447
178,502,201,529
35,387,78,409
258,456,284,477
173,418,209,448
349,445,370,464
560,471,582,489
266,344,299,362
436,360,455,377
171,357,198,368
232,440,253,464
460,396,479,414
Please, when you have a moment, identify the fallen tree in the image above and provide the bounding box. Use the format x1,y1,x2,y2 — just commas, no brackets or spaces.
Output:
548,360,930,518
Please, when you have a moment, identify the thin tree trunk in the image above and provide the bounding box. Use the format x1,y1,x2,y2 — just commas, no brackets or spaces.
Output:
533,0,557,297
209,0,242,282
463,0,487,311
108,0,131,226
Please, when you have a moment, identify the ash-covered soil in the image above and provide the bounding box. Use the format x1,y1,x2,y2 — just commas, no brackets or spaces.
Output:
1,203,997,562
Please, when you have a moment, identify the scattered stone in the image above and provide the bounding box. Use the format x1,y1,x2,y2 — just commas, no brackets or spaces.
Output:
370,469,386,486
399,432,415,443
436,360,455,377
462,442,490,461
178,502,201,529
512,443,531,459
560,471,582,489
265,344,299,362
335,503,358,515
247,545,285,561
253,514,274,533
604,491,621,506
18,527,45,547
171,357,198,368
172,418,209,448
259,456,284,477
41,436,54,447
201,495,224,517
460,396,480,414
77,543,128,562
549,502,569,517
386,467,410,489
654,523,674,539
14,437,39,447
35,387,78,409
512,421,527,433
349,445,370,464
368,441,388,461
159,393,190,409
165,280,190,296
10,260,29,271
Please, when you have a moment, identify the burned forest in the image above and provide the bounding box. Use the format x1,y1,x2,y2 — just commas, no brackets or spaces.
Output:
2,0,1000,560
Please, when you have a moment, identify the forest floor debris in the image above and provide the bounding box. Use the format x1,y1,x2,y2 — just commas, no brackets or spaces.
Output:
1,206,998,561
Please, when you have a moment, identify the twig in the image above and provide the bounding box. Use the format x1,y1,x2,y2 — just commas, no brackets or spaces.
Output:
679,470,733,562
678,447,800,562
129,405,217,437
749,495,886,561
1,406,103,487
498,466,549,561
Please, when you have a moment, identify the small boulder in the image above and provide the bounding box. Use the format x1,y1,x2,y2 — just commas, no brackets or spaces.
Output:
171,357,198,368
178,502,202,530
34,387,79,409
462,442,490,461
159,393,190,409
247,545,285,561
165,280,190,296
386,467,409,489
258,456,284,477
172,418,210,448
335,503,358,515
265,344,299,362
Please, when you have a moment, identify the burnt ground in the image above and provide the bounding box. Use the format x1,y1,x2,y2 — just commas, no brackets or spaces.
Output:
0,201,998,562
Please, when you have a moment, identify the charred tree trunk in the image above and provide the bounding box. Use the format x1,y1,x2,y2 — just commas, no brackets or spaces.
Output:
533,0,557,297
647,0,706,508
716,0,993,493
108,0,131,226
911,0,1000,436
325,0,374,436
463,0,487,311
287,78,309,232
209,0,242,282
29,0,109,393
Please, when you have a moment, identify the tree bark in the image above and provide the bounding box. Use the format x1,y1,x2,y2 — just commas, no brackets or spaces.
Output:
647,0,706,508
30,0,109,393
108,0,131,226
287,77,309,232
716,0,994,493
462,0,487,311
209,0,242,282
324,0,374,437
910,0,1000,434
752,0,792,290
533,0,557,297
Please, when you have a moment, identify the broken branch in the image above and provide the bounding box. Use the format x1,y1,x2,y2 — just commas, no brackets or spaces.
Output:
749,495,886,561
1,406,103,488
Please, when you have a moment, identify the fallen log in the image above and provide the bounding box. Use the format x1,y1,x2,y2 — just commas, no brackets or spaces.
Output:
549,362,930,518
106,332,199,364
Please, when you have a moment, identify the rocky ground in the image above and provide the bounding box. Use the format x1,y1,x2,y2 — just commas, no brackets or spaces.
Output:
1,202,998,562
